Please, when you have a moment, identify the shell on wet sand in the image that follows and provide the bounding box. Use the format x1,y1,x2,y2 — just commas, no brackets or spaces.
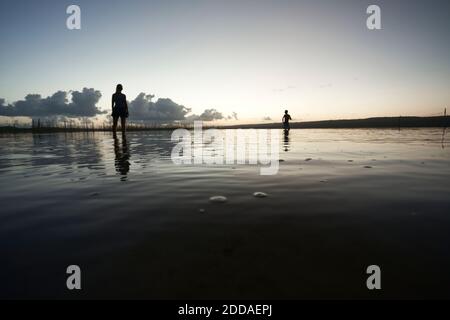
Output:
253,192,268,198
209,196,228,203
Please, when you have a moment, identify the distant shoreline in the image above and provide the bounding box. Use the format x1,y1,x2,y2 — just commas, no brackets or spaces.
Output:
0,116,448,134
221,116,450,129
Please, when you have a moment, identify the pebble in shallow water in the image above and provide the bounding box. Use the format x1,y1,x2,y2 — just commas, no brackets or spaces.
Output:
253,192,268,198
209,196,228,203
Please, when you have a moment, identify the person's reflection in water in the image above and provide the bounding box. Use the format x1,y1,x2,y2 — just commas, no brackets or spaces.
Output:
113,133,130,181
442,127,447,149
283,129,290,152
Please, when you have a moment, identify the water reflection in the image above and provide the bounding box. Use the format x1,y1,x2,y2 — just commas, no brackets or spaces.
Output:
30,132,104,169
283,129,290,152
0,129,449,180
442,127,447,149
113,133,130,181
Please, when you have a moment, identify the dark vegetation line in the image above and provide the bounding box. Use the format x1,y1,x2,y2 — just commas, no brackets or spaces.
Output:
0,116,449,134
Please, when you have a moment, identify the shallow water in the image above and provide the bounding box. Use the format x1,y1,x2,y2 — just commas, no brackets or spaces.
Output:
1,128,449,299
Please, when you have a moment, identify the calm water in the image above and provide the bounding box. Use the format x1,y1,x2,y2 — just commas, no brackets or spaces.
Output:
1,129,449,299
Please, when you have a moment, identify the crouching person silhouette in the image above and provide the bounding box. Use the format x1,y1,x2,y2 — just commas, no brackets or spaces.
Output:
112,84,129,135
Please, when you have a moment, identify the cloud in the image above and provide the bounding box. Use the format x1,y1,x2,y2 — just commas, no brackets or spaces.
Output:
319,83,333,89
186,108,225,122
273,85,296,93
128,93,191,121
0,88,104,118
127,93,229,122
198,109,224,121
1,89,232,123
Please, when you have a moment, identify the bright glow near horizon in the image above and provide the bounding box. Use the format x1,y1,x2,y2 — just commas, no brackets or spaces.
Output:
0,0,449,122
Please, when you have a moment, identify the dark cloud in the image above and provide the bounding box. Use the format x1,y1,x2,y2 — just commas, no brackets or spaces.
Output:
1,89,232,122
226,112,238,120
0,88,104,118
187,108,224,121
127,93,228,122
198,109,224,121
128,93,191,121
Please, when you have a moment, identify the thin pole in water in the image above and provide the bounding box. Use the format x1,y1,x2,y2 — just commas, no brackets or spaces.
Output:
442,107,447,149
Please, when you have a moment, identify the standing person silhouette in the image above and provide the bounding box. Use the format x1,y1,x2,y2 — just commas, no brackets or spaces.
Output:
282,110,292,131
112,84,129,135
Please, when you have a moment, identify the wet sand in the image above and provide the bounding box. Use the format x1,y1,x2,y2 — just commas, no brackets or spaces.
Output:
0,129,449,299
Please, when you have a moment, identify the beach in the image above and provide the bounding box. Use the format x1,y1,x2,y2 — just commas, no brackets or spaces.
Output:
1,128,449,299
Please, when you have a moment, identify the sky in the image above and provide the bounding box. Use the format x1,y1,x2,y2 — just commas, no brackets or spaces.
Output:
0,0,449,123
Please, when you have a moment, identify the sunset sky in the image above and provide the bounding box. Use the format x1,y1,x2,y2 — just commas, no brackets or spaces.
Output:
1,0,449,122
